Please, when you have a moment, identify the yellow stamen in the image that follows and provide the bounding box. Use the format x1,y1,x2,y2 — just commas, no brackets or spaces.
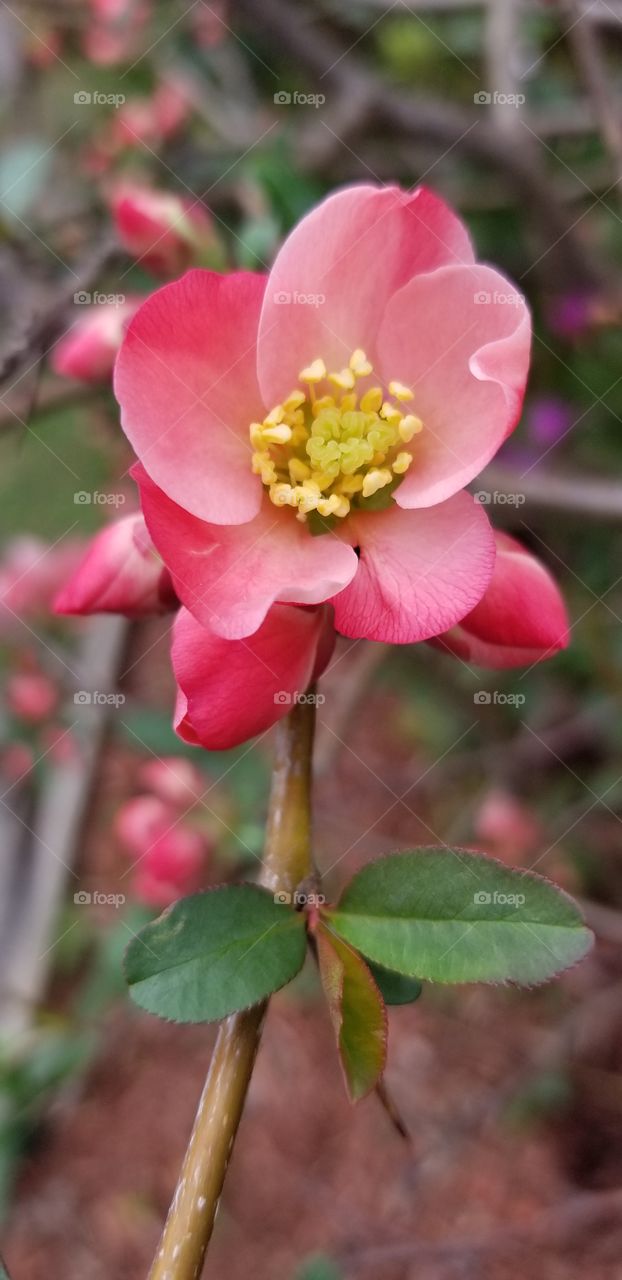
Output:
362,468,393,498
250,354,424,522
389,381,414,401
399,414,423,443
392,451,413,475
299,358,326,383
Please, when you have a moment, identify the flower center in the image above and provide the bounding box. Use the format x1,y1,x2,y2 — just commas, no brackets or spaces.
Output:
249,350,423,525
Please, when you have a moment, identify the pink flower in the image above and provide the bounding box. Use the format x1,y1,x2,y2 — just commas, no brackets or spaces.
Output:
115,184,530,646
55,514,177,618
116,794,174,855
0,537,84,630
82,0,149,65
432,532,569,668
52,298,142,383
116,794,207,906
137,756,204,807
7,673,59,723
110,185,215,276
173,603,335,750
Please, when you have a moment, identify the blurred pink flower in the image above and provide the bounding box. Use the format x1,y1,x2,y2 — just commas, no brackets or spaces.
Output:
7,672,59,723
110,184,214,275
0,537,84,631
52,298,142,383
137,756,204,808
82,0,149,65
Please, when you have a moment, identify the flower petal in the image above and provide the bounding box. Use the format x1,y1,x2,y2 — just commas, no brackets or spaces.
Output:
433,531,569,668
376,263,531,509
331,491,495,643
134,464,358,639
114,269,266,525
172,604,334,750
257,184,474,405
54,514,177,618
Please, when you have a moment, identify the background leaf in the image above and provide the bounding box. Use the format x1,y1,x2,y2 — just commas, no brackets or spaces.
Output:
316,923,386,1101
366,960,422,1007
125,886,307,1023
326,850,593,986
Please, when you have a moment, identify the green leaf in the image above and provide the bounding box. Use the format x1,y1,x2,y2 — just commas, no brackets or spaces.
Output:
316,923,386,1101
367,960,422,1006
125,886,307,1023
326,849,593,987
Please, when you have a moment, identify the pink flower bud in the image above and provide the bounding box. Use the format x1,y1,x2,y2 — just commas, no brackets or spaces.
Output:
137,756,205,808
82,0,149,66
7,673,59,723
52,298,142,383
110,185,214,275
433,532,569,668
115,795,175,856
0,537,84,630
54,514,178,619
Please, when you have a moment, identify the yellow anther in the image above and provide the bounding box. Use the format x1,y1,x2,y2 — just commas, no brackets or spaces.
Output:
389,381,414,401
328,368,356,391
362,468,392,498
288,457,312,483
349,348,373,377
399,414,423,442
380,401,402,426
392,451,413,475
312,395,336,417
264,404,285,426
250,423,267,449
283,390,306,411
253,350,423,521
270,482,295,507
299,358,326,383
360,387,383,414
262,423,293,445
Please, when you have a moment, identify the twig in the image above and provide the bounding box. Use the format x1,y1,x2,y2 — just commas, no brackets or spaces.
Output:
480,463,622,521
562,0,622,188
148,694,317,1280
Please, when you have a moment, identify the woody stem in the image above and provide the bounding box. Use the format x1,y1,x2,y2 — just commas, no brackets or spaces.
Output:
147,693,316,1280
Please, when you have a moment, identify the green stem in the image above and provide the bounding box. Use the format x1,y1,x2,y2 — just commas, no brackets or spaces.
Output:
148,694,316,1280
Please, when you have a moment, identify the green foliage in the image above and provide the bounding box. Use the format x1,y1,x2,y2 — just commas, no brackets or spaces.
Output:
366,960,422,1007
316,924,386,1101
125,886,307,1023
327,850,593,986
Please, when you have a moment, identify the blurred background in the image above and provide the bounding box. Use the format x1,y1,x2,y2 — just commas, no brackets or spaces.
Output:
1,1,622,1276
